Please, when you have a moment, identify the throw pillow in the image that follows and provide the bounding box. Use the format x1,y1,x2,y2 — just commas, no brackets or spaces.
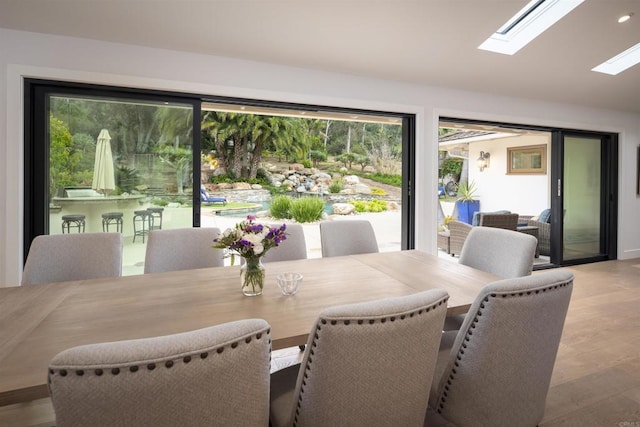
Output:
539,209,551,223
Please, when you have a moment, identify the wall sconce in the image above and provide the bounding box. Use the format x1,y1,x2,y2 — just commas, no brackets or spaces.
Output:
477,151,490,171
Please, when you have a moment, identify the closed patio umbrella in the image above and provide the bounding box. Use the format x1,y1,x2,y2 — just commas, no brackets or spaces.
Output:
92,129,115,195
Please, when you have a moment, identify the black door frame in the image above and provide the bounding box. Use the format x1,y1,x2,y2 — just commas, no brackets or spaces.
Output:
550,130,618,266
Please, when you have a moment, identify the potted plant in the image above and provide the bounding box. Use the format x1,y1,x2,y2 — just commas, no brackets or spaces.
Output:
455,180,480,225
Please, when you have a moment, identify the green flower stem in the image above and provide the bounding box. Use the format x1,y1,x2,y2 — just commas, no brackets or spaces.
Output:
241,257,265,296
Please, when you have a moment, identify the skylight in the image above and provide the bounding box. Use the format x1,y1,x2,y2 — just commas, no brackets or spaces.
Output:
478,0,585,55
592,42,640,75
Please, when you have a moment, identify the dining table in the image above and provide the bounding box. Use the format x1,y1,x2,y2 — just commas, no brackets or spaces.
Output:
0,250,498,406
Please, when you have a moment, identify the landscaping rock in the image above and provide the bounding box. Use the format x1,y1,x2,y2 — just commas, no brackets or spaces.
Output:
344,175,360,185
232,182,252,190
387,201,401,211
332,203,356,215
354,183,371,194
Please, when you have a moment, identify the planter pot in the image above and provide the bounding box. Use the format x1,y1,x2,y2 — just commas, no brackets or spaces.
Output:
455,200,480,225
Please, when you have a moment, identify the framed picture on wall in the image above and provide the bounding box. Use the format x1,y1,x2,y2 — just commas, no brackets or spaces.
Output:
507,144,547,175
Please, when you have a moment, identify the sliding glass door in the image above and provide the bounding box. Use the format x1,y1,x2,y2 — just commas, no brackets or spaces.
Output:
550,131,617,265
25,81,201,275
25,81,416,276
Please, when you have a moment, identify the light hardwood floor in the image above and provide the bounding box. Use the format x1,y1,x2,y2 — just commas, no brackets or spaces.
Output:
1,259,638,426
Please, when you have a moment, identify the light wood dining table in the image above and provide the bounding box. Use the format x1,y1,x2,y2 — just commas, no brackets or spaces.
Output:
0,250,498,406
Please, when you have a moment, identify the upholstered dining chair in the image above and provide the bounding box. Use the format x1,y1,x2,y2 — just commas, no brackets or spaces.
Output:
319,219,379,257
427,270,574,427
144,227,224,273
22,233,123,285
48,319,271,427
270,289,449,427
444,226,538,331
262,223,307,263
459,226,537,278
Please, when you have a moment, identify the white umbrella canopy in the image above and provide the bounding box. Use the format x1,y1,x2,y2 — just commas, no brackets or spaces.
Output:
92,129,116,195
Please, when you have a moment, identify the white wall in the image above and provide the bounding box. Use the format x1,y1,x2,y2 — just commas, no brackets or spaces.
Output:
469,134,550,215
2,28,640,285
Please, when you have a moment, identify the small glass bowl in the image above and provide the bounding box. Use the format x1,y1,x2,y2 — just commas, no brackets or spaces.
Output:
276,273,303,295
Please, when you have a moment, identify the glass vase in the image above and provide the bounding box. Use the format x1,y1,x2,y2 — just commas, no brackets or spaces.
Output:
240,256,265,296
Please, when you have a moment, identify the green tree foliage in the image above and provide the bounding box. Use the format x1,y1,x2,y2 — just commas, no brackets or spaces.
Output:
49,115,82,199
439,156,463,183
354,154,370,171
308,150,328,167
336,152,358,169
154,145,192,194
202,112,320,179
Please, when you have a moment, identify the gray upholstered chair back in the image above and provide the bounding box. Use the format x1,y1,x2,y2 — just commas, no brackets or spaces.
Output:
262,223,307,263
429,270,574,427
48,319,271,427
270,290,449,427
144,227,224,273
22,233,123,285
459,226,537,278
319,219,379,257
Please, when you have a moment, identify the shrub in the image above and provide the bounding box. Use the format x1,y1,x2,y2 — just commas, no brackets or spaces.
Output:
309,150,328,167
301,159,312,169
151,198,169,207
329,178,344,194
270,195,292,219
368,173,402,187
351,199,388,213
289,197,324,223
370,187,387,196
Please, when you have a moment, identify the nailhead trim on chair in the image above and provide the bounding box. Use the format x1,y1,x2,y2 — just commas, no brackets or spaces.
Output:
435,283,571,414
48,328,270,384
292,297,449,426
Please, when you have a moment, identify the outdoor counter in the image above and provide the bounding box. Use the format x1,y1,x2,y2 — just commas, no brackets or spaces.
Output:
51,195,147,236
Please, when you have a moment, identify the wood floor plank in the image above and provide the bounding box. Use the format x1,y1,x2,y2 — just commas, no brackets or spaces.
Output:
540,260,640,425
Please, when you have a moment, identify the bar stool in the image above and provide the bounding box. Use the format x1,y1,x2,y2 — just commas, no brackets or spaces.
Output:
132,210,152,243
147,207,164,231
61,214,86,233
102,212,124,233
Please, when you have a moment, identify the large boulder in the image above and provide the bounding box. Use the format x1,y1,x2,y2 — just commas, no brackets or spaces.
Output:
344,175,360,185
354,183,371,194
232,182,252,190
332,203,356,215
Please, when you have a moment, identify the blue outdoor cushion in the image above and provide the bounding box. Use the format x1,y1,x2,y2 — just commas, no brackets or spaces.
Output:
472,210,511,226
539,209,551,223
